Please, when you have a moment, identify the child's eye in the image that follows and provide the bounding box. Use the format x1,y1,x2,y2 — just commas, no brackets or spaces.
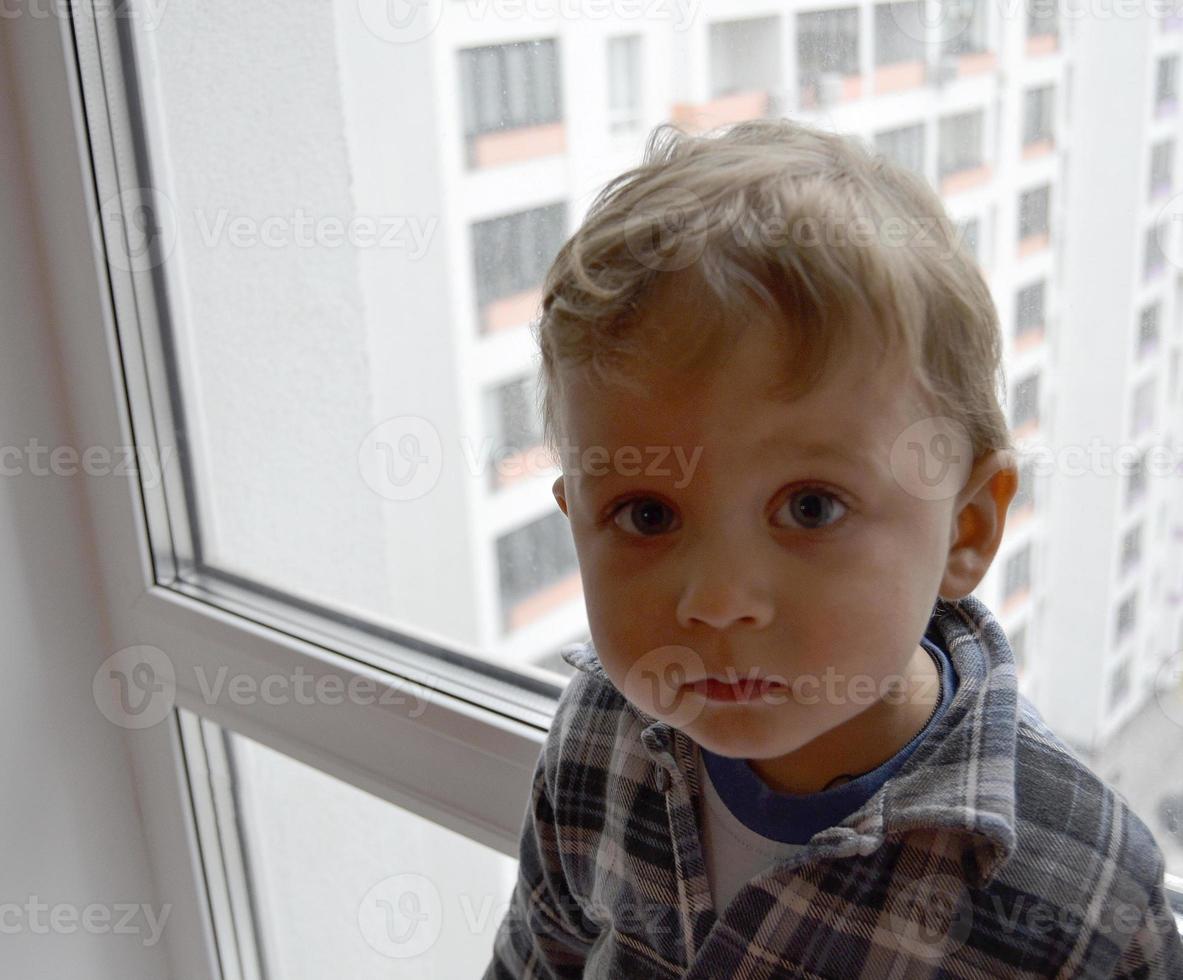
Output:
610,498,678,537
773,488,848,531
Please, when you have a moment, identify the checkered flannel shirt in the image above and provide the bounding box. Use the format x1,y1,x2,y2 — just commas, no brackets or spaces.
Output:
484,594,1183,978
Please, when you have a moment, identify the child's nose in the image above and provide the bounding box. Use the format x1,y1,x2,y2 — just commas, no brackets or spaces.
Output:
675,556,775,632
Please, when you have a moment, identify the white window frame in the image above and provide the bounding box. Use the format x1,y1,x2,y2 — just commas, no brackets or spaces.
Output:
20,9,548,977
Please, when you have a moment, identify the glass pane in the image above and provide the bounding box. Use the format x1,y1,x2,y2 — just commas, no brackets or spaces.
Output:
187,714,516,980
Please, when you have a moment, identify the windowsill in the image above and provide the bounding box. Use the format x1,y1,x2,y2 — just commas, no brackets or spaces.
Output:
467,121,566,169
479,286,543,335
1015,325,1045,352
490,442,551,492
1018,232,1050,258
671,89,770,133
505,569,582,633
1021,139,1054,160
1025,34,1059,57
873,61,925,95
940,163,992,196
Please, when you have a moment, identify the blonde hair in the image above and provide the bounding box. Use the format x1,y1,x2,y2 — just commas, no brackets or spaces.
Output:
532,116,1013,463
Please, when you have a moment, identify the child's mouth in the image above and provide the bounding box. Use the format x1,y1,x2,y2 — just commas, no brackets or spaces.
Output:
684,677,791,703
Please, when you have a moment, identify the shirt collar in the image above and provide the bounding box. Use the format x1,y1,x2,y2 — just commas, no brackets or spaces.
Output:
558,594,1019,888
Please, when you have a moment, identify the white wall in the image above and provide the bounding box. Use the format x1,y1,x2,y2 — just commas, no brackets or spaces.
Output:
0,18,167,980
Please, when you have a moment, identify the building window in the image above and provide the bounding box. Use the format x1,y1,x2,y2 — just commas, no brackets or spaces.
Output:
485,375,544,490
1012,457,1036,512
1156,54,1179,114
941,0,988,55
1114,591,1138,644
938,109,985,179
1138,303,1161,359
1108,658,1131,710
797,8,860,86
1145,222,1168,281
1027,0,1058,38
606,35,642,135
1126,449,1149,506
1022,85,1055,147
1015,280,1046,340
458,39,563,164
471,202,567,326
875,122,926,177
874,1,925,66
1003,541,1032,601
1010,622,1027,672
1018,184,1050,242
956,216,980,260
496,511,579,631
1011,372,1040,430
1149,140,1174,198
1131,376,1157,438
1120,523,1143,577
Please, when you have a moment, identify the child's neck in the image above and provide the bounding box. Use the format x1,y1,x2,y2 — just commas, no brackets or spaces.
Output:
745,643,941,795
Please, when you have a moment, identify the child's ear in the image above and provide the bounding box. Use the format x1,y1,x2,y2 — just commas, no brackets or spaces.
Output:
552,475,568,516
938,449,1020,601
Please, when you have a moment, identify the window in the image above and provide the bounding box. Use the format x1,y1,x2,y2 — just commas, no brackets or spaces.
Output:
496,511,580,632
1015,280,1046,339
1027,0,1059,38
1126,450,1150,506
1121,523,1143,577
1145,222,1168,281
486,375,545,490
797,8,860,83
957,216,980,260
459,39,563,145
1012,457,1037,512
1131,376,1157,438
1109,658,1132,710
938,109,985,179
1010,622,1028,672
606,35,642,135
1115,591,1138,644
941,0,988,55
1149,140,1174,198
471,202,568,328
1018,184,1051,242
1011,372,1041,430
875,122,926,177
1023,85,1055,147
1156,55,1179,114
1138,303,1161,359
874,2,925,66
1004,541,1032,601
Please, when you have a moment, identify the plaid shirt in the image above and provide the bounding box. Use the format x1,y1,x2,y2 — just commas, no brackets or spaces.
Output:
484,594,1183,978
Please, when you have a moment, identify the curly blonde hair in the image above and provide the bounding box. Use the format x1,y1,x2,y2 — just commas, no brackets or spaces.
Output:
531,116,1013,462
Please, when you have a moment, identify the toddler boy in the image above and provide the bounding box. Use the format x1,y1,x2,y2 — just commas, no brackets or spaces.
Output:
483,117,1183,978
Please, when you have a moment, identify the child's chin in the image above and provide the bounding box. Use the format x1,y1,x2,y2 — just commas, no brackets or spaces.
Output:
683,720,811,761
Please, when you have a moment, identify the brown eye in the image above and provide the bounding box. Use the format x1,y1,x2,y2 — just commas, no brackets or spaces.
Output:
612,498,677,536
775,488,847,530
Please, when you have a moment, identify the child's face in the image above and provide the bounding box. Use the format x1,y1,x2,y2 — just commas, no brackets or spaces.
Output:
550,273,1002,777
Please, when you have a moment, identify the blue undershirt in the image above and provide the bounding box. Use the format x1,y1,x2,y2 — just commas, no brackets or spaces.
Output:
699,630,958,845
